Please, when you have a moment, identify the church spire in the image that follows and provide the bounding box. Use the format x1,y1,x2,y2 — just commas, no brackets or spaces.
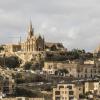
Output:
28,21,34,38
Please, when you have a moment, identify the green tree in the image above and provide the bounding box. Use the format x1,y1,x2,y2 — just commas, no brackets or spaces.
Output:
0,46,4,52
0,56,20,68
5,56,20,68
55,69,69,76
23,62,32,70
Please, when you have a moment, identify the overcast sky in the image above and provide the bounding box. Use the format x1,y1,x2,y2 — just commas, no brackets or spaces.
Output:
0,0,100,51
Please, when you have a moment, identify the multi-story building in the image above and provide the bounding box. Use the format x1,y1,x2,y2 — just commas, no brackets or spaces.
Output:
4,44,21,53
84,81,99,94
43,61,78,77
0,75,15,96
53,81,100,100
77,64,98,78
53,83,78,100
43,61,99,78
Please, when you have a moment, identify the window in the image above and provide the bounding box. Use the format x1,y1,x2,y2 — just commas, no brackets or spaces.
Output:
55,91,60,95
85,69,87,73
78,74,79,78
62,97,64,100
69,97,74,100
55,97,60,100
91,74,92,78
65,91,67,94
91,69,92,73
94,69,96,73
62,91,64,94
3,87,9,93
79,88,81,90
98,70,100,74
49,65,52,69
59,86,64,89
85,74,87,78
67,86,72,89
69,91,74,95
18,99,22,100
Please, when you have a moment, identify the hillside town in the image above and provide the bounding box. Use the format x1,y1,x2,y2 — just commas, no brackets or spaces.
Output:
0,22,100,100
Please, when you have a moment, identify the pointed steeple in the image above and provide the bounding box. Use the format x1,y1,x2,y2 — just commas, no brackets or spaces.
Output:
28,21,34,38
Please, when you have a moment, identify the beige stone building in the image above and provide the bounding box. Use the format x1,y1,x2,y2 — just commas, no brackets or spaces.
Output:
84,81,99,94
53,83,79,100
94,45,100,53
4,44,21,53
43,61,99,78
43,61,78,77
53,81,100,100
77,64,98,78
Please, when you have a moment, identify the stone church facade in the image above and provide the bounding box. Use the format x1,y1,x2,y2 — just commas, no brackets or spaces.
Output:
4,22,65,53
21,22,45,52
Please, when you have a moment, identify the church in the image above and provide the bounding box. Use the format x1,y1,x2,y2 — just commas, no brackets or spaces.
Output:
21,22,45,52
4,22,65,53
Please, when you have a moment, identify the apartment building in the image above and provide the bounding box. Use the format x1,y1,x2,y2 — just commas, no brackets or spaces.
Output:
77,64,98,78
53,82,78,100
53,81,100,100
43,61,99,78
43,61,78,77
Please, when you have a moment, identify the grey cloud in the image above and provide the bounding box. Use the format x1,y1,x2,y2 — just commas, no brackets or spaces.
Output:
0,0,100,51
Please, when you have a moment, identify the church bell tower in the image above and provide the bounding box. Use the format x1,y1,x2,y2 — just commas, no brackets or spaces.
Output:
28,21,34,39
